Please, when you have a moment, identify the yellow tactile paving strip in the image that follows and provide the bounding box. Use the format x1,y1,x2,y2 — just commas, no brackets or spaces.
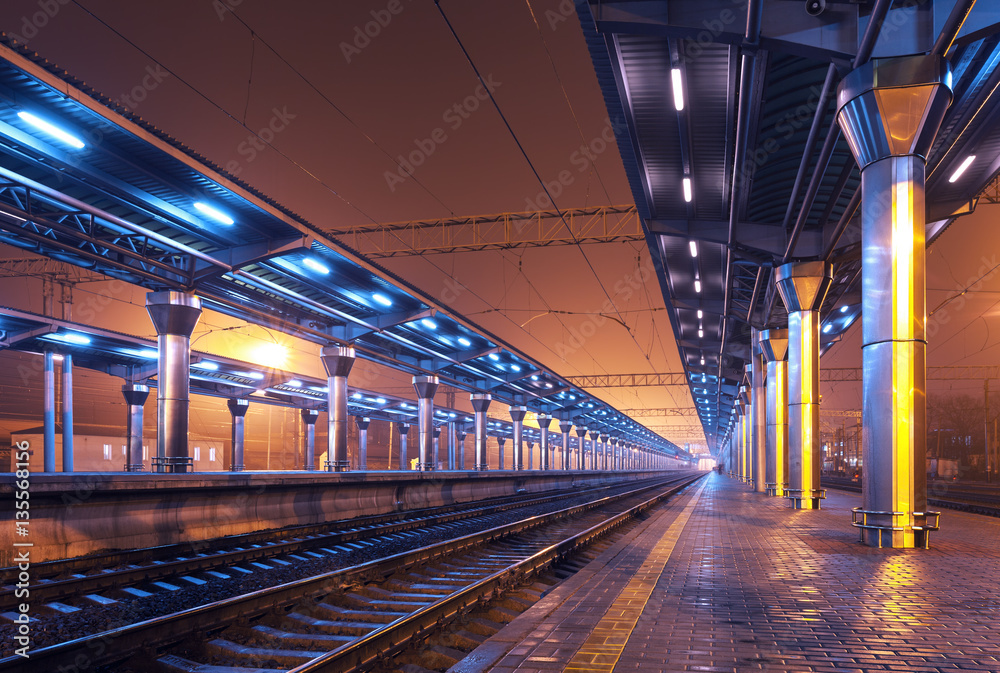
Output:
562,481,706,672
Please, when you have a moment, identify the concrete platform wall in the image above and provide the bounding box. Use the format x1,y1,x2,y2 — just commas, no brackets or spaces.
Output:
0,470,682,564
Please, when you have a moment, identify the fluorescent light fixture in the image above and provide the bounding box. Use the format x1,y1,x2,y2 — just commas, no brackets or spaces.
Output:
372,293,392,306
302,257,330,274
531,375,539,381
193,361,218,370
701,374,707,382
287,379,302,387
671,68,685,111
420,318,437,330
375,397,387,404
352,392,363,399
47,332,91,345
823,324,833,334
948,155,976,183
700,357,706,365
689,240,698,257
488,353,500,361
457,337,471,347
511,364,521,372
18,111,85,149
449,412,456,418
697,309,703,319
694,279,702,293
193,202,235,225
840,305,849,313
698,329,704,338
243,371,265,380
683,177,692,203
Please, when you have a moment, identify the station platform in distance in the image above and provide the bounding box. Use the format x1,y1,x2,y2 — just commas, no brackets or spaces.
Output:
454,473,1000,673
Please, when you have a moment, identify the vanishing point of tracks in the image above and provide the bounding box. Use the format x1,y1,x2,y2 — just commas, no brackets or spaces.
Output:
0,472,704,673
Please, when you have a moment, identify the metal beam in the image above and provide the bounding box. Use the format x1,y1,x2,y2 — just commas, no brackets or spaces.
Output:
335,205,641,258
565,373,688,387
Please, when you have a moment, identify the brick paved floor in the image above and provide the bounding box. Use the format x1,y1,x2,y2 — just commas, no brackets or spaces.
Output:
455,472,1000,673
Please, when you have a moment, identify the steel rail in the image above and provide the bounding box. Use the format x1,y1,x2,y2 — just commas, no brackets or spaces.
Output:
290,474,704,673
0,474,701,673
0,477,668,611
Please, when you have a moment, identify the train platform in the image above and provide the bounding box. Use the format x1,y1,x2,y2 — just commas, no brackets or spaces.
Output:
453,472,1000,673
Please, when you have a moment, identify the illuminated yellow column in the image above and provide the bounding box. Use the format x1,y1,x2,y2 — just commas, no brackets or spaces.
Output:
776,261,832,509
837,55,952,548
760,329,789,497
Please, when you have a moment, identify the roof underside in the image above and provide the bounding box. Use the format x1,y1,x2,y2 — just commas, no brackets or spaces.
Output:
578,0,1000,449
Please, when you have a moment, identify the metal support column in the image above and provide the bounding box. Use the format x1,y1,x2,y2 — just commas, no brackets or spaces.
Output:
146,291,202,473
760,329,789,497
412,375,439,471
559,419,573,470
510,406,527,470
837,54,952,547
538,413,553,470
751,330,767,493
447,421,457,470
355,417,370,470
432,425,442,470
322,345,356,472
227,398,249,472
576,426,587,470
497,436,507,470
43,351,55,472
396,421,411,470
775,261,833,509
123,383,149,472
301,408,319,470
61,353,73,472
470,394,491,470
456,424,468,470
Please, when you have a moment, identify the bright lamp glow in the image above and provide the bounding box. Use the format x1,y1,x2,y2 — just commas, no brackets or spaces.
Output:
698,329,704,338
840,305,849,313
193,202,235,225
457,337,471,347
48,332,91,345
302,258,330,274
375,397,387,404
823,324,833,334
253,342,288,367
421,318,437,330
689,240,698,257
694,279,702,293
511,364,521,372
488,353,500,361
287,379,302,387
372,293,392,306
18,111,85,149
948,155,976,183
683,177,692,203
193,360,218,370
697,309,703,319
671,68,685,111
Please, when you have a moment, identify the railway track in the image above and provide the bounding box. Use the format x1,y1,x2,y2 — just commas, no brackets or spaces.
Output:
822,476,1000,516
0,473,704,672
0,476,671,617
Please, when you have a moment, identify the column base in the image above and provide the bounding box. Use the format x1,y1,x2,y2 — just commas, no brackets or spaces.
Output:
852,508,940,549
474,464,489,471
229,464,245,472
124,463,145,472
152,456,193,473
417,462,435,471
764,482,786,497
303,465,316,471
